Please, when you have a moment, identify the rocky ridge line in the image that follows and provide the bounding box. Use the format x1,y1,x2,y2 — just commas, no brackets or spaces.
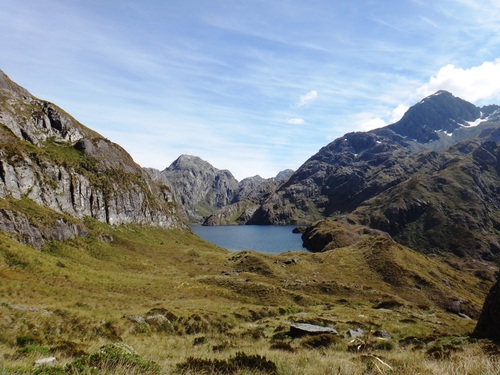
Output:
0,70,185,248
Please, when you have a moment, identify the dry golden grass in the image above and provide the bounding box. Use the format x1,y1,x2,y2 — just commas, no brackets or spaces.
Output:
0,220,498,374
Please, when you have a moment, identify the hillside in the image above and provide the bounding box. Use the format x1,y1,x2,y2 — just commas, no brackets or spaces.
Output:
351,131,500,260
1,220,496,373
248,91,500,259
0,69,185,248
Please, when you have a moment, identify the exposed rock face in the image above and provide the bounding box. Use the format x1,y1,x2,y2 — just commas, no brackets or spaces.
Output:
249,91,500,259
0,209,88,250
351,132,500,260
148,156,293,224
0,70,185,248
147,155,239,222
473,275,500,342
203,170,294,225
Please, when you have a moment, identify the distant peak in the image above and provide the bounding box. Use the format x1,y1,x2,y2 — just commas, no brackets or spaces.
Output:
433,90,452,96
419,90,454,104
177,154,201,162
383,90,481,143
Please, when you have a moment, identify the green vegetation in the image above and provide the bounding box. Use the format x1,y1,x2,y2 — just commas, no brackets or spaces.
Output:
0,212,498,374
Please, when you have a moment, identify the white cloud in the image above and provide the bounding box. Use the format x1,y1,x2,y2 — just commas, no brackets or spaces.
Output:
288,117,305,125
390,104,409,122
417,60,500,104
359,117,387,131
356,104,409,132
298,90,318,107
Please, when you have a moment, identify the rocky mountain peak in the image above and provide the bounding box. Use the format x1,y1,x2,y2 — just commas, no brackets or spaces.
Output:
384,90,482,143
170,154,209,169
274,169,294,181
147,155,239,222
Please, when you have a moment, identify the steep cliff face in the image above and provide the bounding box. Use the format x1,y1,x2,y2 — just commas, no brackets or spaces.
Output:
0,70,185,248
147,155,239,223
203,170,294,226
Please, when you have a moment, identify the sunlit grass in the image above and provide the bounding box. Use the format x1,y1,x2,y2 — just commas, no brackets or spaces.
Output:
0,221,497,374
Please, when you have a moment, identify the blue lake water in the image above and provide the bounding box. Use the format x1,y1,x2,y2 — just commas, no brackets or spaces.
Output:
191,225,306,254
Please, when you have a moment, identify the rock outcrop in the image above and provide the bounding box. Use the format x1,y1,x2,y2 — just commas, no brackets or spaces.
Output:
0,70,186,248
146,155,239,222
248,91,500,259
148,155,293,224
301,217,390,252
203,170,294,225
473,275,500,342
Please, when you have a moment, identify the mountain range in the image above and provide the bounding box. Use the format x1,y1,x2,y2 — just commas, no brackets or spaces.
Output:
155,89,500,261
146,155,293,224
246,91,500,260
3,69,500,371
2,68,500,263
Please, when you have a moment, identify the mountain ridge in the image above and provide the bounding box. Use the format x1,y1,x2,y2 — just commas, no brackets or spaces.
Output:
244,91,500,260
0,70,186,248
2,68,500,262
147,154,294,224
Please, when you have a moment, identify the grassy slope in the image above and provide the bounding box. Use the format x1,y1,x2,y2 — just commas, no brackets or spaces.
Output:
1,217,498,374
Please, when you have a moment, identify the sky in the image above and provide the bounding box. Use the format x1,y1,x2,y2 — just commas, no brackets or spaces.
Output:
1,0,500,180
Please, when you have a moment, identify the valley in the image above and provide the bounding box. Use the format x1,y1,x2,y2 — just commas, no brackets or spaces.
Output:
1,69,500,374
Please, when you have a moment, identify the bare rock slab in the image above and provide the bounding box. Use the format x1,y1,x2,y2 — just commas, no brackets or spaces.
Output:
290,323,337,338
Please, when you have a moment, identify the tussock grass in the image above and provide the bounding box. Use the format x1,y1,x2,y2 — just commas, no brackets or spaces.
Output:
0,219,498,374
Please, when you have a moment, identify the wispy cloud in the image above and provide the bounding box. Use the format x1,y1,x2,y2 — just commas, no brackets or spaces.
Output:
2,0,500,180
288,118,305,125
298,90,318,108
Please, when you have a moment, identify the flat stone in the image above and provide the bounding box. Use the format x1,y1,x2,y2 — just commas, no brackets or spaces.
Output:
346,328,365,338
34,357,57,367
290,323,337,338
124,314,146,324
373,329,391,339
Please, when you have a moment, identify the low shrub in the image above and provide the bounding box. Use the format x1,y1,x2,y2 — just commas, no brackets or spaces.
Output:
17,344,50,355
269,341,295,352
373,340,394,351
16,335,42,347
66,343,160,374
301,333,339,349
176,351,278,374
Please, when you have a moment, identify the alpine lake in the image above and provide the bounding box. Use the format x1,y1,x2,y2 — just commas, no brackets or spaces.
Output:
190,225,306,254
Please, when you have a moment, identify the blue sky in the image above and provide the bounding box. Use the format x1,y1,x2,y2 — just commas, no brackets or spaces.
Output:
2,0,500,180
